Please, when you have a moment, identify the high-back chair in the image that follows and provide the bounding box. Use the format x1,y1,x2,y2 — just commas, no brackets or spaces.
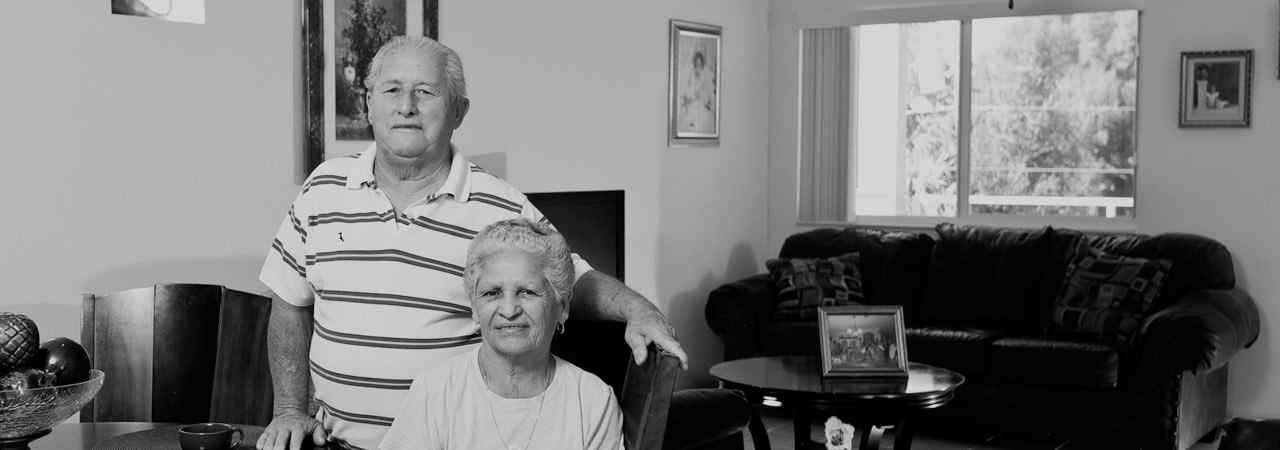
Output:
80,283,274,426
554,320,681,450
619,344,682,450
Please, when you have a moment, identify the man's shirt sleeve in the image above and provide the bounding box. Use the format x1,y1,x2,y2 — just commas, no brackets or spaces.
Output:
260,194,315,307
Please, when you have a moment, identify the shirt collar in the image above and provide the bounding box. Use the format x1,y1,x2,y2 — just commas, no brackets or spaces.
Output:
346,143,472,200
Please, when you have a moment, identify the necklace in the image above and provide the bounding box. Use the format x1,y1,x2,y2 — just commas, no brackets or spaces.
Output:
479,357,554,450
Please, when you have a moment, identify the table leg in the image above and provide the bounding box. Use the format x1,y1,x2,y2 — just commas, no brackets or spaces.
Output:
893,419,915,450
793,407,812,450
747,408,772,450
854,423,885,450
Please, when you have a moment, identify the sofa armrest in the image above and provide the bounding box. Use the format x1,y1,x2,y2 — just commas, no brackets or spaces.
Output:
1137,288,1260,374
705,273,775,360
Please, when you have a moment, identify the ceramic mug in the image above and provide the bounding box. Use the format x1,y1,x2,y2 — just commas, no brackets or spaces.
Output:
178,422,243,450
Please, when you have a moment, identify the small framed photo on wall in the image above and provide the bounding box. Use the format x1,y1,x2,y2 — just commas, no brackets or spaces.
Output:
668,19,722,147
1179,50,1253,128
818,305,909,378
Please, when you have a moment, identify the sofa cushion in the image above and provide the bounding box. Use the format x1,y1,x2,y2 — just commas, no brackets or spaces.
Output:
989,337,1120,389
905,327,1002,379
765,252,865,321
779,228,934,323
920,224,1052,332
1051,247,1172,346
1051,229,1234,309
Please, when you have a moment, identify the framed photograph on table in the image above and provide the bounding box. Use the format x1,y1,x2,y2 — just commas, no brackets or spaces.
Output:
302,0,439,176
818,305,908,378
1178,50,1253,128
668,19,722,147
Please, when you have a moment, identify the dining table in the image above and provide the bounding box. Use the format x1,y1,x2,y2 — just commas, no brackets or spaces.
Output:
27,422,267,450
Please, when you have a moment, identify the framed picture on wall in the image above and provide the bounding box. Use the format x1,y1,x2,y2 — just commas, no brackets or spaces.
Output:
302,0,439,176
817,305,909,378
1178,50,1253,128
668,19,722,147
111,0,206,24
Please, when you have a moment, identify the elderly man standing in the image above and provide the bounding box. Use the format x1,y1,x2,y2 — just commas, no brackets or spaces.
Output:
256,35,687,450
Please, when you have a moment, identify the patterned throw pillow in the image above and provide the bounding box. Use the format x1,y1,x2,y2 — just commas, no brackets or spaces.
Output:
1051,247,1173,345
765,252,865,321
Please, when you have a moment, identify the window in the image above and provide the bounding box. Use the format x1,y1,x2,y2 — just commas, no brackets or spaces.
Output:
798,10,1139,227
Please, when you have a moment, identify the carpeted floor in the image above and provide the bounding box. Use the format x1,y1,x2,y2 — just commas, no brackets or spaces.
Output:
740,408,1221,450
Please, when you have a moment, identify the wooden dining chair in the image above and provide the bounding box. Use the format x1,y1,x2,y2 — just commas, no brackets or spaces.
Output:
80,283,274,426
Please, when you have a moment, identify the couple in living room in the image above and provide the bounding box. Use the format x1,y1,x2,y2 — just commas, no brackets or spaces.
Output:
255,36,688,450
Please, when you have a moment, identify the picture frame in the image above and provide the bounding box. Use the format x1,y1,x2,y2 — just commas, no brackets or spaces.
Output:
302,0,439,176
1178,50,1253,128
818,305,909,378
668,19,722,147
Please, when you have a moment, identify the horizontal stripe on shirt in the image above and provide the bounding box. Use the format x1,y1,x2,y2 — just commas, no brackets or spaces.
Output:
314,321,482,350
289,206,306,243
271,239,305,277
308,249,464,277
317,289,471,315
309,211,477,240
310,360,413,390
304,175,347,193
468,192,522,214
317,399,394,427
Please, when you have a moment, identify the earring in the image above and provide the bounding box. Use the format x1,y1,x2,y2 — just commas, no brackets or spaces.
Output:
556,322,566,335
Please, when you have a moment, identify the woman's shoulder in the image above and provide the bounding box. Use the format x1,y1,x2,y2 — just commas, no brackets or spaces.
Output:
412,347,480,391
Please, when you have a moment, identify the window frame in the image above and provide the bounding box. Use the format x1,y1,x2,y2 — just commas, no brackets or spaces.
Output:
799,2,1143,232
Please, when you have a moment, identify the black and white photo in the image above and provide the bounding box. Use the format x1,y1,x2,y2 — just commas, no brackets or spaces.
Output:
668,19,722,146
818,305,908,377
1180,50,1253,128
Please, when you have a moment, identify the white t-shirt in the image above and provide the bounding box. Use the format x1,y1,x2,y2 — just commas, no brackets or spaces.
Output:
379,347,624,450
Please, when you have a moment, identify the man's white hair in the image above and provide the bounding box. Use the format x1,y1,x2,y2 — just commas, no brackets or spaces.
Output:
364,35,467,104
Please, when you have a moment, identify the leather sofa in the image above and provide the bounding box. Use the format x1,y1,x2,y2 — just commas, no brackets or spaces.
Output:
705,224,1260,449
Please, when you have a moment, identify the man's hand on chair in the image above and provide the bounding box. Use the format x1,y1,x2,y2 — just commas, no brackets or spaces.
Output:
624,309,689,370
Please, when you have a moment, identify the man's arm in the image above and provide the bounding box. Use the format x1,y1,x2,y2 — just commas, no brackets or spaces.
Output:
257,296,327,450
571,270,689,369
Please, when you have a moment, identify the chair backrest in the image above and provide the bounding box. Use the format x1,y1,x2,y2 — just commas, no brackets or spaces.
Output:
553,321,680,450
80,283,274,425
619,344,681,450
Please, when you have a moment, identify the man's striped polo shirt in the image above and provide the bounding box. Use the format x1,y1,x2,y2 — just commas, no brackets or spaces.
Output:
259,145,590,450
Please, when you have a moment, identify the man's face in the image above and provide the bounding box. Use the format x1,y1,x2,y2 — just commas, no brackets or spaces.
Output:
365,49,463,160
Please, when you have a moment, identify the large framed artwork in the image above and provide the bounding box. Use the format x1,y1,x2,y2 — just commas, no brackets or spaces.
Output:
668,19,722,147
1178,50,1253,128
303,0,439,175
818,305,909,378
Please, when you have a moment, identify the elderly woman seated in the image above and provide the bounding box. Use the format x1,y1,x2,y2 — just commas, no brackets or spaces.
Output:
380,218,624,450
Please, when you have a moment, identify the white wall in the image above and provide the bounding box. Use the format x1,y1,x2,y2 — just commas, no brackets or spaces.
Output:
0,0,772,389
768,0,1280,418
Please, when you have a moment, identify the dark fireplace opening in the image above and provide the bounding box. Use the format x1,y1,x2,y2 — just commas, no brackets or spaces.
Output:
527,190,630,389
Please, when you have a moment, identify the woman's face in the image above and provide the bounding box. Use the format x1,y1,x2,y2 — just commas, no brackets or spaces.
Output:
472,250,565,358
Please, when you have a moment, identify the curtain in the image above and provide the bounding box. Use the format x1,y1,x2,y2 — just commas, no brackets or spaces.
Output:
797,27,851,222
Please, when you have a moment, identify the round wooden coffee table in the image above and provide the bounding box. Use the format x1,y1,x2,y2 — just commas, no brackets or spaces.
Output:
710,356,964,450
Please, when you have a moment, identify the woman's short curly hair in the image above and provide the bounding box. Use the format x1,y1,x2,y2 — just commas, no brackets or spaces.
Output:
464,218,574,310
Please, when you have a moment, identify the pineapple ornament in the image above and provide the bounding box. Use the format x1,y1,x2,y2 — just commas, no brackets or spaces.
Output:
0,312,40,372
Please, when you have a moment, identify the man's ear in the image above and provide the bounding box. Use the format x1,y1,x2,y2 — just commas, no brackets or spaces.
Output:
364,92,373,123
451,97,470,129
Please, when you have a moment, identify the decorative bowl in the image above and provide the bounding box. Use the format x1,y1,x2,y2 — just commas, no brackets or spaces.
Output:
0,369,104,444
